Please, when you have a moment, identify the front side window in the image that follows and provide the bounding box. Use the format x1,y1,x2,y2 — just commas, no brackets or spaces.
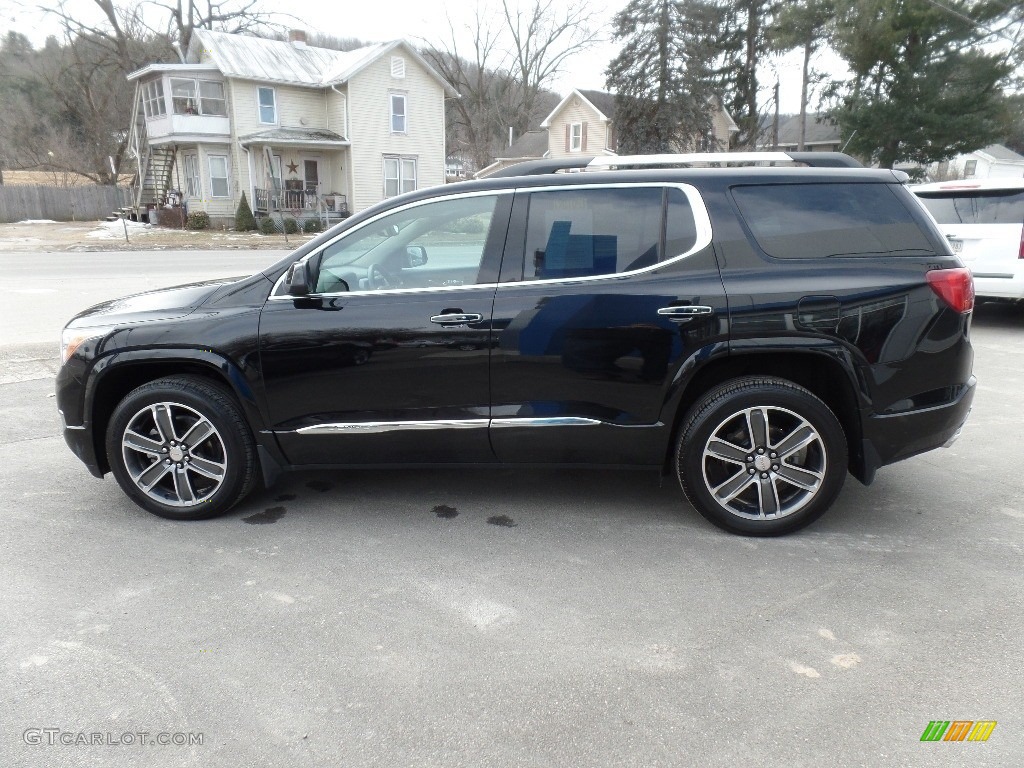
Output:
384,156,416,198
170,78,198,114
208,155,229,198
732,183,933,259
258,87,277,124
522,187,668,280
390,93,407,133
569,122,583,152
183,154,201,198
314,194,501,293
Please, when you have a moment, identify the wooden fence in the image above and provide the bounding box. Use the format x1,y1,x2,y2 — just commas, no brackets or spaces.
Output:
0,184,132,223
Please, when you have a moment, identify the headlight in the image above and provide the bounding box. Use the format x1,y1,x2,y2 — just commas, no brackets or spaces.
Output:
60,328,109,364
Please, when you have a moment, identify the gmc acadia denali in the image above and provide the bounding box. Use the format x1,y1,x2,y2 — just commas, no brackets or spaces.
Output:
57,152,976,535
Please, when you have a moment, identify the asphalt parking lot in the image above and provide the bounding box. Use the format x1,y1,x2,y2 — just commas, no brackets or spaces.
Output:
1,253,1022,767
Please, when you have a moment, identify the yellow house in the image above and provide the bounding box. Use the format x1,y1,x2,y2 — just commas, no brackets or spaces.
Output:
126,30,456,226
478,88,738,178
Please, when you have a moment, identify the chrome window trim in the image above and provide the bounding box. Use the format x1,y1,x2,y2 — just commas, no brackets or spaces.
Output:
290,417,662,435
268,182,712,301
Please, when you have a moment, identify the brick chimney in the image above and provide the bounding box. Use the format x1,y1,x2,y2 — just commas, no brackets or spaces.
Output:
288,30,307,46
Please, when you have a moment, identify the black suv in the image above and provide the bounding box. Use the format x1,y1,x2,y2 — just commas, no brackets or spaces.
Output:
57,152,976,535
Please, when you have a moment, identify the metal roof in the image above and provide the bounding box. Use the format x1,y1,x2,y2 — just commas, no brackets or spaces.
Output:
975,143,1024,163
186,30,457,95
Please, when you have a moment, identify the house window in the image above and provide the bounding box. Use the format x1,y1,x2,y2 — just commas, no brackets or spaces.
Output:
569,122,583,152
198,81,226,116
391,56,406,78
170,78,226,116
141,79,165,118
258,87,277,124
183,154,201,198
383,156,416,197
964,159,978,177
208,155,230,198
170,78,199,114
390,93,407,133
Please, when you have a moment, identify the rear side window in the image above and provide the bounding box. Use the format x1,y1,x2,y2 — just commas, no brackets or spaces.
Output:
522,187,697,280
732,183,933,259
915,190,1024,224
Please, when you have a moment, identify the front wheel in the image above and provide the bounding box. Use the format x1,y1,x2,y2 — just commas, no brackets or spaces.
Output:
105,376,258,520
676,377,848,536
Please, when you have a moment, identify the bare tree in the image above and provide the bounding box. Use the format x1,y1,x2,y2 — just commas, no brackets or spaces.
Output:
500,0,602,135
423,0,600,171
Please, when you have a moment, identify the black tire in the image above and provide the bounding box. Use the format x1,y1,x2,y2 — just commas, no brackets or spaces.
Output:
676,376,847,536
105,375,258,520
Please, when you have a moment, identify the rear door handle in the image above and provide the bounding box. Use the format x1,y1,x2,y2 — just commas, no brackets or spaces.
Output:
657,305,714,319
430,313,483,325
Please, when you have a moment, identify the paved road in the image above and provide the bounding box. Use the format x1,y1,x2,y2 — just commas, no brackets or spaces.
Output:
0,250,288,346
1,256,1022,765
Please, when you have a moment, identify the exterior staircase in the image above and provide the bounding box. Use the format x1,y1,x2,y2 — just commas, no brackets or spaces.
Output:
123,90,176,222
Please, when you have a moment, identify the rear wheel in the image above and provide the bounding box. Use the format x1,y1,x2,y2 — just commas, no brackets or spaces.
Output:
676,377,847,536
105,376,258,520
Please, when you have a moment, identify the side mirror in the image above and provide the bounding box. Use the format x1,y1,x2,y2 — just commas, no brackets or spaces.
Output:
406,245,428,267
286,260,312,296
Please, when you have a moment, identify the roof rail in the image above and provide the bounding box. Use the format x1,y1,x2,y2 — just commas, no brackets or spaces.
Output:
486,151,862,178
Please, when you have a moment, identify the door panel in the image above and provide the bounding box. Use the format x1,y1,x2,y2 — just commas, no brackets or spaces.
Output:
259,291,496,465
258,192,511,466
489,186,727,465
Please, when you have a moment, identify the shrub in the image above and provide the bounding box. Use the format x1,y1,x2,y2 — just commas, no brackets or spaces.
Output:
235,193,257,231
186,211,210,230
303,218,322,233
283,217,299,235
258,216,277,235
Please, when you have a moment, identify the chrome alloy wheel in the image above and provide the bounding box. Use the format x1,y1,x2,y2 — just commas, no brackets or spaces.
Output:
700,406,826,521
121,402,227,507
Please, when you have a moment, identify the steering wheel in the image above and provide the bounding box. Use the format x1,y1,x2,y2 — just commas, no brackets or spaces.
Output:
368,264,392,290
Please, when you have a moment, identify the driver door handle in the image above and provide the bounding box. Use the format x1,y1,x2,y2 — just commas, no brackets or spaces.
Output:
430,313,483,325
657,305,714,319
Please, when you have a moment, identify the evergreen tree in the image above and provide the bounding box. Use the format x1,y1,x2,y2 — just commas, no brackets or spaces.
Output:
235,193,257,231
605,0,720,154
713,0,779,149
828,0,1012,168
769,0,834,151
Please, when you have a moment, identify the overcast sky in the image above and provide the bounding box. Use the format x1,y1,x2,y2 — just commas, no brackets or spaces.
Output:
1,0,840,115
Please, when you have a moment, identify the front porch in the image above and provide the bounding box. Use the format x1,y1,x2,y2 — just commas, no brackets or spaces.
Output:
242,128,352,228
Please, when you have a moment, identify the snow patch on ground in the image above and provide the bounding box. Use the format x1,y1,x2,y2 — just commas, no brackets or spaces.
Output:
86,219,154,239
15,219,58,224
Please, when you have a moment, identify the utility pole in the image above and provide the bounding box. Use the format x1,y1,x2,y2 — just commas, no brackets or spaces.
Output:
772,79,780,150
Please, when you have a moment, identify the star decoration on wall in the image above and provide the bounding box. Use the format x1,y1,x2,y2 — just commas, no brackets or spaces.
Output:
286,161,299,174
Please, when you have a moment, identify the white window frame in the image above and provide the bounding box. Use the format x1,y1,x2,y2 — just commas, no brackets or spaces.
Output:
257,87,277,125
390,93,407,134
208,155,230,198
383,155,417,198
142,79,166,119
197,80,227,116
569,122,583,152
183,154,201,198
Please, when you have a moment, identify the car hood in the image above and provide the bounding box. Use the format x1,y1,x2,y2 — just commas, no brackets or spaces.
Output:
65,277,243,330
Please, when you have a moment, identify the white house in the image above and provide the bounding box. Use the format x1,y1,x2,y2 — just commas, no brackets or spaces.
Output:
126,30,456,226
477,89,738,177
932,144,1024,180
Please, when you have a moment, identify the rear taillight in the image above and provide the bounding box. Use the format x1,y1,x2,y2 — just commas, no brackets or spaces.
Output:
1019,227,1024,259
927,268,974,313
